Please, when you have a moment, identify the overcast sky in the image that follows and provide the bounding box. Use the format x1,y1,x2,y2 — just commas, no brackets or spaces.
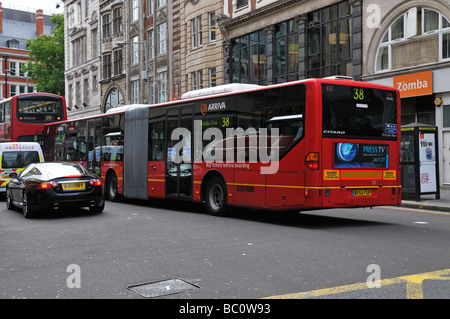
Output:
2,0,64,15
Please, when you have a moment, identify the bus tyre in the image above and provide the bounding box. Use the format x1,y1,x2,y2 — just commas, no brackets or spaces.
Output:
106,173,119,202
205,177,228,216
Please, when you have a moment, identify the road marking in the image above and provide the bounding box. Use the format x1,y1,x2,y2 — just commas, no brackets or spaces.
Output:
381,206,450,216
264,268,450,299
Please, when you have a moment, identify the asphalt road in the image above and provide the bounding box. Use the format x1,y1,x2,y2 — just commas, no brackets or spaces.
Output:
1,197,449,302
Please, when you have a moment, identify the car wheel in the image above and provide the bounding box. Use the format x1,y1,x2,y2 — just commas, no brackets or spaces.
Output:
106,173,119,201
5,189,14,210
89,202,105,214
204,176,229,216
22,193,34,219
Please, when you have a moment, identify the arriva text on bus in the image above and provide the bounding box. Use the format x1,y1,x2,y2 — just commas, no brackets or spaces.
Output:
170,120,280,174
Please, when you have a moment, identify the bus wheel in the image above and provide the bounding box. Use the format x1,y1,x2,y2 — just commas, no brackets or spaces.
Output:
205,177,228,216
106,173,119,202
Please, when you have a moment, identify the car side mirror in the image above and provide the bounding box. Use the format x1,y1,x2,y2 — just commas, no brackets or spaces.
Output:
9,172,18,179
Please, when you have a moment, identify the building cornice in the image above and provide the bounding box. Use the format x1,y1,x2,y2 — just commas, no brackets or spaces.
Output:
220,0,305,30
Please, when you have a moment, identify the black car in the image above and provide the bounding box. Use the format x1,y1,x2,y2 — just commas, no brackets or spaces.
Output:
6,162,105,218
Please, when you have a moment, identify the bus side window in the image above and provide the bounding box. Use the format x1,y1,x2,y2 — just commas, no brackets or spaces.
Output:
148,120,165,161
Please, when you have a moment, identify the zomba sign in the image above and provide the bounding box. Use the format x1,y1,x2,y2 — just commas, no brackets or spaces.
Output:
393,71,433,98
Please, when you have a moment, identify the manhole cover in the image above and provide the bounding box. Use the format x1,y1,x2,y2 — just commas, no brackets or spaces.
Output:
127,278,199,298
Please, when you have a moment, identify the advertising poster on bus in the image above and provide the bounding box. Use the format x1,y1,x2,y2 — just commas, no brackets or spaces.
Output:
334,143,389,168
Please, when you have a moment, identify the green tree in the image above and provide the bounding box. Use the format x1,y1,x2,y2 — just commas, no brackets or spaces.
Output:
23,14,65,95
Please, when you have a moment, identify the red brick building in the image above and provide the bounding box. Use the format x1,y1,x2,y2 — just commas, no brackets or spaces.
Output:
0,3,54,99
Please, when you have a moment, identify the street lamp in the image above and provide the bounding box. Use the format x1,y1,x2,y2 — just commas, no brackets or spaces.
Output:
3,56,9,99
117,41,151,104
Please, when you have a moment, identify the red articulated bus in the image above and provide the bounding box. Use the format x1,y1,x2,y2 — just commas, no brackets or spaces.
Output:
43,78,401,216
0,92,67,160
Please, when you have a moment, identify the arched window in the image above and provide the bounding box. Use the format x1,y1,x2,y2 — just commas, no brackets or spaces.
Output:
104,87,124,112
375,7,450,72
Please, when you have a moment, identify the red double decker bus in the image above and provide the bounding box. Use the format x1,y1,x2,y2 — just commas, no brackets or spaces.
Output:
44,78,401,215
0,93,67,159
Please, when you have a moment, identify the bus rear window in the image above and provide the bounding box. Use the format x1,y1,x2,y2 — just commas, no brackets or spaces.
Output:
17,98,64,123
322,84,398,140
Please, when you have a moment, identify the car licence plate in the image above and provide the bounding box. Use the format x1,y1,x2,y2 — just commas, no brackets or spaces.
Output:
352,189,372,196
62,182,86,191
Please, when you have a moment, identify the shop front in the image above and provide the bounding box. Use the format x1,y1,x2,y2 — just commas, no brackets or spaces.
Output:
368,68,450,189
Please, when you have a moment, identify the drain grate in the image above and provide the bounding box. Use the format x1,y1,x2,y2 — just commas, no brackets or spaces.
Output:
127,278,199,298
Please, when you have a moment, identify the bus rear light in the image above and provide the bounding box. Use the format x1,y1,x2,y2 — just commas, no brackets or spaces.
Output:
305,188,309,197
305,152,319,170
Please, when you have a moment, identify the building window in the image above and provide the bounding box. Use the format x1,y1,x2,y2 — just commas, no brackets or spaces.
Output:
231,30,267,85
157,0,166,9
274,19,299,83
113,49,123,75
83,78,89,107
158,72,168,103
157,23,167,54
92,28,98,60
191,19,197,48
19,63,26,77
198,70,203,89
236,0,248,9
105,88,124,111
209,68,216,87
149,77,154,104
131,36,139,64
131,80,140,104
209,13,216,43
9,62,16,75
113,6,123,34
7,40,19,49
375,7,450,72
444,105,450,127
68,84,73,109
191,72,197,91
147,0,153,15
102,13,111,39
198,17,203,47
307,2,353,78
148,30,154,59
131,0,139,23
103,54,112,79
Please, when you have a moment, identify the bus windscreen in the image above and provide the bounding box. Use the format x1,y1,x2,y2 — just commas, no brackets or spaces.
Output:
322,84,398,140
17,97,64,123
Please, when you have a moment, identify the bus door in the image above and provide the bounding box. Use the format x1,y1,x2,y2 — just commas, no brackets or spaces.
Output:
87,119,102,175
165,105,193,198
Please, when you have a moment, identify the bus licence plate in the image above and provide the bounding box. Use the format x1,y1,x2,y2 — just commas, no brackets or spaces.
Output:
352,189,372,196
62,182,85,191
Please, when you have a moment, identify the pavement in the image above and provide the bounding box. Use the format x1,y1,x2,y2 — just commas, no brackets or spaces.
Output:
400,186,450,212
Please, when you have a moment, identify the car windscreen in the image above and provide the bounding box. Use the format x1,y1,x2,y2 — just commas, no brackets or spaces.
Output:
42,164,87,179
322,84,398,140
